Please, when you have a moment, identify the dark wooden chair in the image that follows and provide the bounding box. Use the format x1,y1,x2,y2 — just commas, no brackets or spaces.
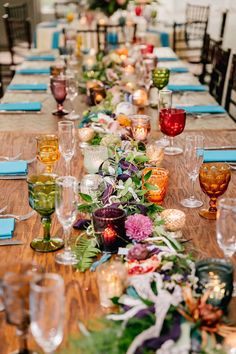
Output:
199,34,222,84
54,1,80,19
97,23,137,52
209,46,231,104
3,2,28,18
173,4,209,61
61,28,99,52
225,54,236,120
0,65,3,98
0,63,14,98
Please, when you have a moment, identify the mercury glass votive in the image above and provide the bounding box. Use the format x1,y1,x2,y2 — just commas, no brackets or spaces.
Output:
142,167,169,204
83,145,108,173
80,174,105,199
160,209,186,238
195,258,234,311
96,259,127,307
90,86,106,105
146,142,164,166
78,127,95,148
132,88,149,112
130,114,151,142
92,208,127,253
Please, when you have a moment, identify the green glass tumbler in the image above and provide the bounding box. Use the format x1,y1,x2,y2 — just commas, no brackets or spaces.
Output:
27,174,64,252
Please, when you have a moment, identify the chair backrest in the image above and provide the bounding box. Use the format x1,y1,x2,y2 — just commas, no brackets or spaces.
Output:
199,33,222,84
225,54,236,120
62,28,98,52
54,1,80,19
209,46,231,104
0,64,3,98
97,23,137,52
186,4,209,23
3,2,28,19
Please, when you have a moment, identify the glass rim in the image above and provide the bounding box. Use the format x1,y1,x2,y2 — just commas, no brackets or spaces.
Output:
218,198,236,209
159,108,186,115
55,176,78,186
200,162,231,170
159,89,172,95
195,258,234,273
30,273,64,293
152,67,170,73
58,120,74,127
27,173,58,185
129,114,150,121
93,207,126,220
143,167,169,176
35,134,58,141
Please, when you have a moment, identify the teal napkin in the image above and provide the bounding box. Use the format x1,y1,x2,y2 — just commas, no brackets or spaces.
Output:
7,84,47,91
16,68,50,75
175,105,226,114
0,218,15,239
0,102,42,111
203,150,236,163
26,54,56,61
158,57,178,61
38,21,58,28
167,84,208,92
170,67,189,73
0,161,28,175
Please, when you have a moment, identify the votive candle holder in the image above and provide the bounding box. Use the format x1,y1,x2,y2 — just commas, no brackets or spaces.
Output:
142,167,169,204
83,145,108,173
130,114,151,142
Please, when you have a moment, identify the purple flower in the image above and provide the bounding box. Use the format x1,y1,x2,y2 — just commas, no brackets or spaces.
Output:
125,214,153,241
128,244,150,260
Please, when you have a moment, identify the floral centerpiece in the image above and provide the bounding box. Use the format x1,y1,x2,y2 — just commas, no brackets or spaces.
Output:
88,0,129,16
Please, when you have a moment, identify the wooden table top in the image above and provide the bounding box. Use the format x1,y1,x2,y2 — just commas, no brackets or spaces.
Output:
0,129,236,353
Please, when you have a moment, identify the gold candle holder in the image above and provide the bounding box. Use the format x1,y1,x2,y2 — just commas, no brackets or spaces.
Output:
78,127,95,148
161,209,186,238
90,86,106,105
132,88,148,114
96,259,127,308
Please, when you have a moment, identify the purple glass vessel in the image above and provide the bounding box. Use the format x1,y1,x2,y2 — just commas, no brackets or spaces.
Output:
92,208,127,253
50,76,69,116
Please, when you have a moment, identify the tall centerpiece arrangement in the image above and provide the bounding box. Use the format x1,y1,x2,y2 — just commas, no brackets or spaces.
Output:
88,0,129,16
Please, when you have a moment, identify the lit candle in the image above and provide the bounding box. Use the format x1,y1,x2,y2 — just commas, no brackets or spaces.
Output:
96,259,127,307
132,88,148,107
130,114,151,142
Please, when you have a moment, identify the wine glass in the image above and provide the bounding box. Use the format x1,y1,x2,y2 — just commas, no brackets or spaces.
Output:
157,89,172,147
36,134,60,174
65,75,80,121
50,76,69,116
180,135,205,208
30,273,65,354
216,198,236,295
199,163,231,220
58,121,76,175
159,108,186,155
55,176,78,265
27,174,64,252
152,68,170,91
1,263,42,354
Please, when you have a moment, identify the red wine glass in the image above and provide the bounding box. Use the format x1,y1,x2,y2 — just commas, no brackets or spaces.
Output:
159,108,186,155
50,76,69,116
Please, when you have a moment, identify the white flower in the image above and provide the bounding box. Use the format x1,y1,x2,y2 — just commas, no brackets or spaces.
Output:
161,261,173,271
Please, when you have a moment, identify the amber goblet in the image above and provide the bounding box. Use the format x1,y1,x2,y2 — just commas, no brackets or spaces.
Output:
142,167,169,204
36,134,60,174
199,163,231,220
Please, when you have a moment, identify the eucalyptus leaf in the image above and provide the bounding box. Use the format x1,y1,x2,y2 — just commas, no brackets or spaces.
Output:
144,182,159,191
79,193,93,203
143,170,152,182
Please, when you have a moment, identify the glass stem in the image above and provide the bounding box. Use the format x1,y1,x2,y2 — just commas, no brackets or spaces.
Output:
57,103,64,112
65,158,71,175
64,226,71,253
41,215,51,242
189,177,196,200
169,137,174,148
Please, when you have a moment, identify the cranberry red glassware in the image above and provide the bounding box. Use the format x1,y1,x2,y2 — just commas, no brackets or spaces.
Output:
92,208,128,253
50,76,69,116
159,108,186,155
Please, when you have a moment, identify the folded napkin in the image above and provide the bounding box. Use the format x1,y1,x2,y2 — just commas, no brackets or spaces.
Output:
0,102,42,111
38,21,58,28
7,84,48,91
167,84,208,92
170,67,189,73
174,105,226,114
26,54,56,61
16,68,50,75
203,150,236,163
0,161,28,176
0,218,15,239
158,57,178,61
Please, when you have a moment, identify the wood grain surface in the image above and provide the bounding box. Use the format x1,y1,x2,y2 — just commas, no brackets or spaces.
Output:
0,130,236,353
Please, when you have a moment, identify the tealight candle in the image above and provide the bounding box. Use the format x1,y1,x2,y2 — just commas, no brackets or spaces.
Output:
195,258,234,311
96,259,127,307
130,114,151,142
160,209,186,238
83,145,108,173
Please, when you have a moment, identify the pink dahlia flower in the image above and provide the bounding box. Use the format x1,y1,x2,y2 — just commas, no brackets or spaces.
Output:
125,214,153,241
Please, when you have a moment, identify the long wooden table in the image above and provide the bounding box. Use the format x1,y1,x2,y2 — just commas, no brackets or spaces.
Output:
0,130,236,353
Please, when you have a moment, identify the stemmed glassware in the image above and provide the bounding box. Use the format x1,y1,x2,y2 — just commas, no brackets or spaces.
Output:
58,121,76,175
27,174,64,252
50,76,69,116
65,75,80,121
1,263,42,354
216,198,236,295
30,273,65,353
152,68,170,92
36,135,60,174
157,89,172,147
199,163,231,220
55,176,78,265
159,108,186,155
180,135,205,208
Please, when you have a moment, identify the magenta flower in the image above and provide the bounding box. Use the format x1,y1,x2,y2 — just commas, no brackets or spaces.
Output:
125,214,153,241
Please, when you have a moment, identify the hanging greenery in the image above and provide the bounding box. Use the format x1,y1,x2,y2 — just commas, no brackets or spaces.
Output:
88,0,129,16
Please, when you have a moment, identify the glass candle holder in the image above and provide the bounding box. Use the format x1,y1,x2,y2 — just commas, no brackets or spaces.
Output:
146,142,164,166
80,174,105,199
50,63,65,77
160,209,186,238
92,208,127,253
195,258,234,311
78,127,95,148
83,145,108,173
132,88,149,111
96,259,127,307
90,86,106,105
142,167,169,204
130,114,151,142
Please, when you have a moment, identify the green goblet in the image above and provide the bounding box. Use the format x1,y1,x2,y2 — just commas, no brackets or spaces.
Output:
152,68,170,90
27,174,64,252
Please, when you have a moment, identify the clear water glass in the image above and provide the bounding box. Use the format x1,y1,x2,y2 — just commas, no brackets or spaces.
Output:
58,121,76,175
55,176,78,265
30,273,64,354
158,89,172,147
83,146,108,174
180,135,204,208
